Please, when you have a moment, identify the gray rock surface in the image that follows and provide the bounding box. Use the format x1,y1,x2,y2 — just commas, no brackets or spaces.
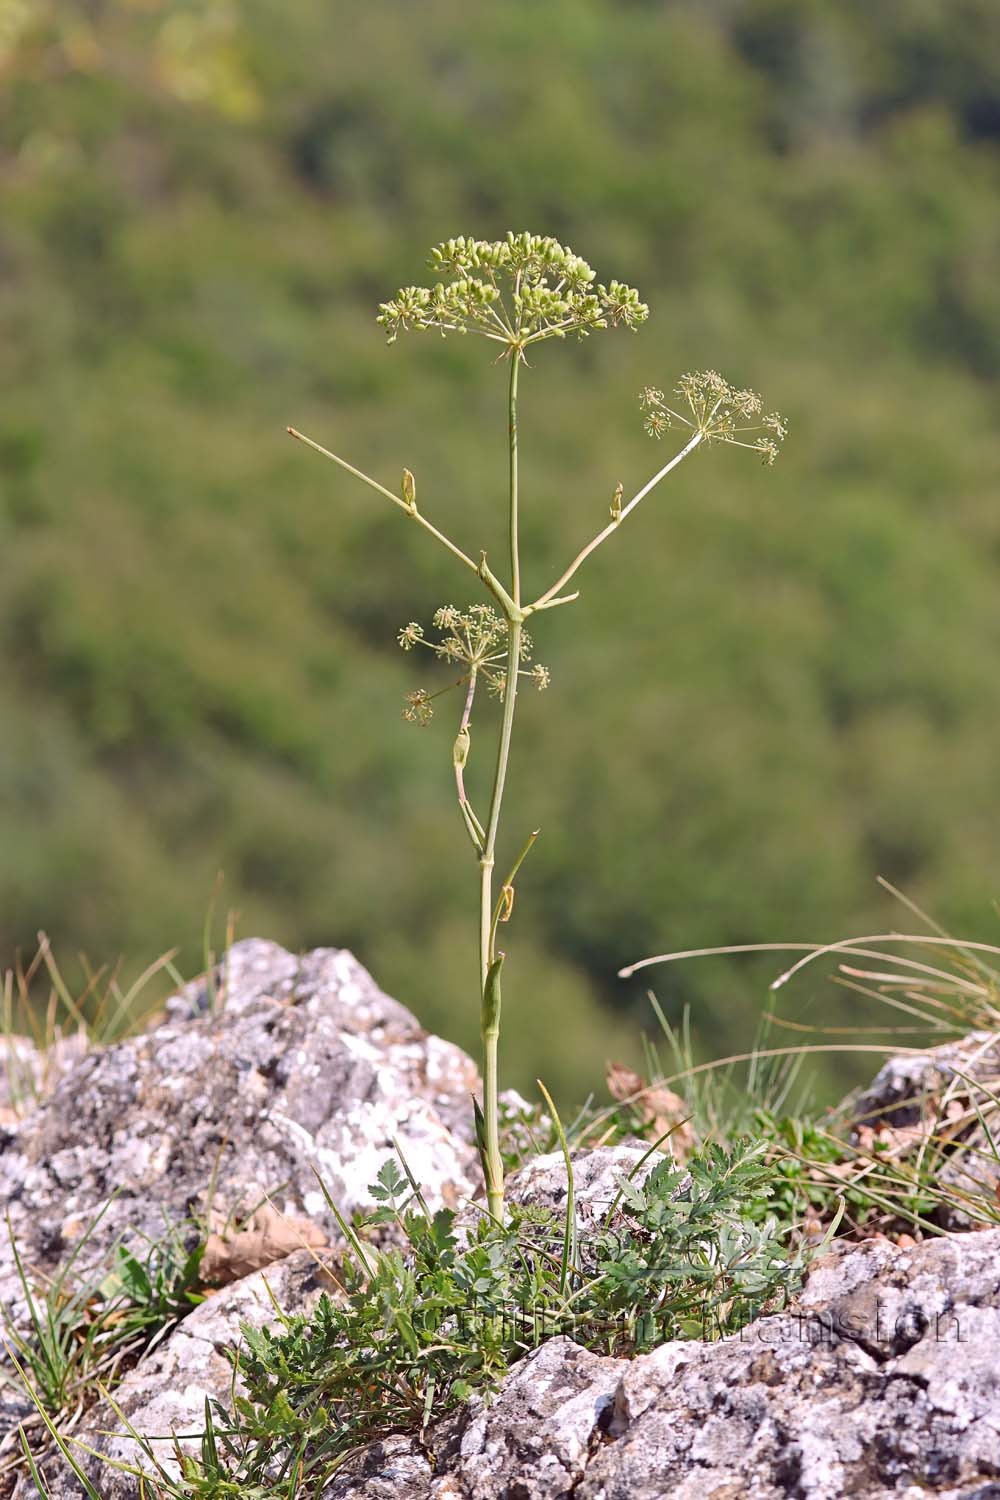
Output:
6,955,1000,1500
9,1250,330,1499
852,1031,1000,1131
330,1228,1000,1500
504,1142,665,1224
18,1224,1000,1499
1,938,481,1496
1,940,479,1331
22,1184,1000,1500
0,1032,89,1121
850,1031,1000,1225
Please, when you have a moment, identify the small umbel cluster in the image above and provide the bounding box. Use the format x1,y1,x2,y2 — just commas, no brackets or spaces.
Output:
641,371,787,464
399,604,549,724
377,232,648,349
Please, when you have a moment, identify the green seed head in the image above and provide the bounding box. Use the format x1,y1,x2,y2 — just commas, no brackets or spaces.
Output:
377,232,648,349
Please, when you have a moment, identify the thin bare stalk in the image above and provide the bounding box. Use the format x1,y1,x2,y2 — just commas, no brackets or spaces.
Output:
287,426,480,580
657,1041,923,1090
477,637,522,1219
454,674,484,855
620,939,993,988
771,933,1000,992
531,431,703,611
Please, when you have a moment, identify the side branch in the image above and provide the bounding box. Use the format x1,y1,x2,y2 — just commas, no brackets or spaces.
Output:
529,431,703,611
287,426,480,579
454,673,485,856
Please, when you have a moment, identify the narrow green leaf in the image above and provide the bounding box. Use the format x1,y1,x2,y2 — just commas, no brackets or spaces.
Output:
481,954,504,1037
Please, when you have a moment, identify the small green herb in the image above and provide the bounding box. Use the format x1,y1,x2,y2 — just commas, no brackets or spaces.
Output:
149,1141,799,1491
290,230,784,1219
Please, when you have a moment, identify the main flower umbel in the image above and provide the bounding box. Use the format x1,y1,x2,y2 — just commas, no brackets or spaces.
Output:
377,232,648,349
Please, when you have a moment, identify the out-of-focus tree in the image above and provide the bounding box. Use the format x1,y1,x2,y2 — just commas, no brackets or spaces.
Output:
0,0,256,117
2,0,999,1102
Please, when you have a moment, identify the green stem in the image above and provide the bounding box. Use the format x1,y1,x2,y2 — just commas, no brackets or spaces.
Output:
508,351,521,609
479,621,522,1224
478,348,524,1222
454,672,483,854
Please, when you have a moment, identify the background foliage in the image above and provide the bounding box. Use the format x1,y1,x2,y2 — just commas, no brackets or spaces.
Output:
2,0,999,1099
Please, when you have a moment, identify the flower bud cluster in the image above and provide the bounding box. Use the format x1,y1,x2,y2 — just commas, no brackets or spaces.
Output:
429,232,597,287
378,232,648,347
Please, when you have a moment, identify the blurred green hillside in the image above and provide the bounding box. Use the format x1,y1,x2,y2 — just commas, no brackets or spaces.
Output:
2,0,1000,1100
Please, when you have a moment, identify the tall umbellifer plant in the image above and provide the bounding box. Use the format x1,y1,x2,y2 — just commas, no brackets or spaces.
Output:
289,233,785,1220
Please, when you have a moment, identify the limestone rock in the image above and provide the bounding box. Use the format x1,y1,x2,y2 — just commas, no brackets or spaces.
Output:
19,1223,1000,1499
8,1250,334,1499
15,1195,1000,1500
0,939,479,1336
0,1032,89,1123
852,1031,1000,1131
504,1143,666,1226
849,1031,1000,1225
8,961,1000,1500
330,1227,1000,1500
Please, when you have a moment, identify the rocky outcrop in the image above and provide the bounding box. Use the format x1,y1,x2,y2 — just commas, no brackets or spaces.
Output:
16,1218,1000,1499
1,940,479,1327
10,1144,669,1499
852,1031,1000,1132
11,1249,332,1499
4,944,1000,1500
850,1031,1000,1227
0,939,480,1494
328,1228,1000,1500
504,1142,663,1223
0,1033,89,1124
